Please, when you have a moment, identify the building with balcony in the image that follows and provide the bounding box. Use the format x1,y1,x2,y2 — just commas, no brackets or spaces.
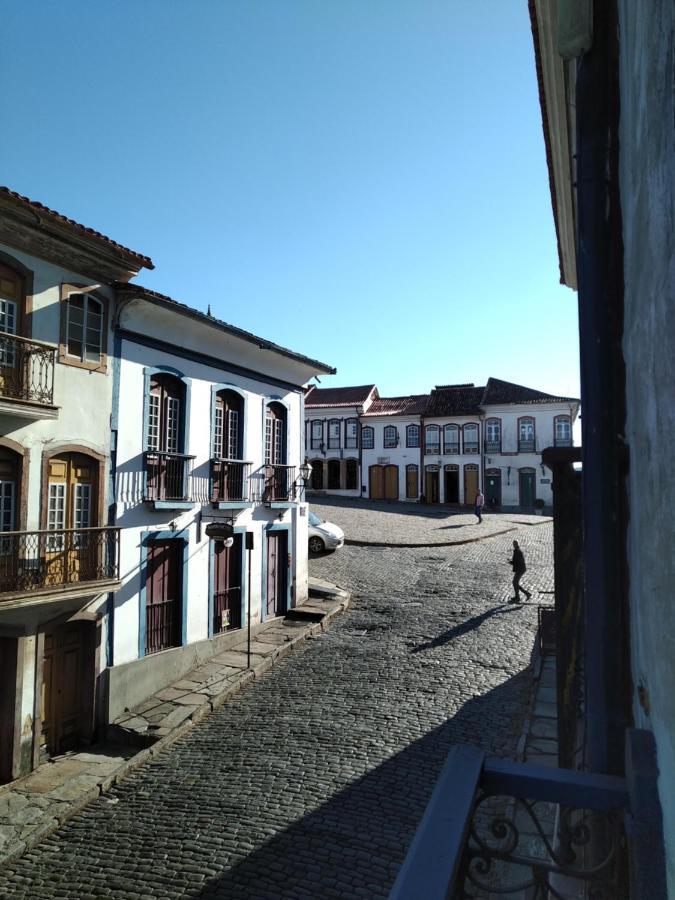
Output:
0,188,153,783
108,284,334,721
359,395,428,500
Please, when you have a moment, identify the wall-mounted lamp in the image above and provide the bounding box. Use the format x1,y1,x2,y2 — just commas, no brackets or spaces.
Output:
296,458,313,500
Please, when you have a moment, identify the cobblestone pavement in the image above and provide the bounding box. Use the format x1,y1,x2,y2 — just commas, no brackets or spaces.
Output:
309,495,551,545
0,516,553,900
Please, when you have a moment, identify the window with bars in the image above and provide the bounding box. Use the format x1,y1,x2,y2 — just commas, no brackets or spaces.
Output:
66,293,104,363
361,426,374,449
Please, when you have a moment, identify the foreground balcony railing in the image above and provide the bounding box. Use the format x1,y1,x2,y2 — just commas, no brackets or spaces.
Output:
211,458,252,503
0,333,56,406
519,439,536,453
144,451,195,503
0,526,120,598
262,464,297,502
484,440,501,453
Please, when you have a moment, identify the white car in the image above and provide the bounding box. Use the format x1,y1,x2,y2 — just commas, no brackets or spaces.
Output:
308,511,345,553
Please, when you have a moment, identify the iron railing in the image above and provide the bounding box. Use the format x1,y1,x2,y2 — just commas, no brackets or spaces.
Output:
261,464,297,502
146,596,181,655
211,458,252,503
424,444,441,456
444,443,460,455
554,437,573,447
484,440,501,453
144,451,195,502
213,588,242,634
0,333,56,406
518,439,536,453
0,526,120,597
463,443,480,454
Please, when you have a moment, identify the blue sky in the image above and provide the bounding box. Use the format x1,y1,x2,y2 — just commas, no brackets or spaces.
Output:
3,0,579,401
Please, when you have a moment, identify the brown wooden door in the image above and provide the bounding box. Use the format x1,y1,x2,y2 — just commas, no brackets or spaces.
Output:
213,536,242,633
46,454,98,585
145,540,182,654
464,465,479,506
41,622,92,757
384,465,399,500
425,469,439,503
266,531,288,618
369,465,384,499
406,465,418,499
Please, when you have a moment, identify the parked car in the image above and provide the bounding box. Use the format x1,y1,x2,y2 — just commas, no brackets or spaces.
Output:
308,510,345,553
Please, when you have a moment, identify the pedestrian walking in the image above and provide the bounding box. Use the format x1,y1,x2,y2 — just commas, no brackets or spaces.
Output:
508,539,532,603
474,489,485,523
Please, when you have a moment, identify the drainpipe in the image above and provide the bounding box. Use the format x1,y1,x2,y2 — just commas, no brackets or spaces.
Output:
419,414,424,500
575,0,630,777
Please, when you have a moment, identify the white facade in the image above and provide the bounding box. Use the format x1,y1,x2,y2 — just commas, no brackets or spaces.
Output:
305,404,363,496
360,415,423,501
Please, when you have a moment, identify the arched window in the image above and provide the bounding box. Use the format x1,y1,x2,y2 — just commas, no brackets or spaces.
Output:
310,420,324,450
345,458,358,490
384,426,398,449
345,418,358,449
146,373,189,501
485,418,501,452
443,424,459,454
406,463,418,498
463,423,479,454
310,459,324,490
213,390,244,460
361,426,374,449
65,292,104,364
518,417,536,452
328,418,341,449
425,424,440,455
406,424,420,448
265,402,287,465
327,459,341,489
554,415,572,446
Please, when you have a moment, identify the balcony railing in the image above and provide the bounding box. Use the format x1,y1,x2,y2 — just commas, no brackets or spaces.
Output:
144,451,195,502
0,526,120,598
463,443,479,454
262,464,297,502
555,437,573,447
211,458,252,503
0,333,56,406
444,443,460,455
425,444,441,456
484,440,501,453
519,439,536,452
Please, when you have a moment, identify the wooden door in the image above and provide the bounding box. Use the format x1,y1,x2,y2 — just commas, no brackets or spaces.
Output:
213,536,242,633
46,454,97,585
519,470,536,509
369,465,384,500
384,465,399,500
266,531,288,618
444,467,459,503
486,471,501,507
145,540,182,654
425,469,439,503
464,465,479,506
41,622,92,757
406,465,418,499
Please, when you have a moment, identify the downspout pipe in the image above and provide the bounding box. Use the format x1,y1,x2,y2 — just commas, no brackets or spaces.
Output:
575,0,630,777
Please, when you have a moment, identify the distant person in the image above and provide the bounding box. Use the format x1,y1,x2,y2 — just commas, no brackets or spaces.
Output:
474,489,485,523
508,539,532,603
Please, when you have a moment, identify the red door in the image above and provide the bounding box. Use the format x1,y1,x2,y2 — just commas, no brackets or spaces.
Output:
266,531,288,618
145,541,182,654
213,536,242,633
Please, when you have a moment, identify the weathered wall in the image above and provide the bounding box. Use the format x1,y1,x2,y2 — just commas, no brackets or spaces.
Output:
618,0,675,891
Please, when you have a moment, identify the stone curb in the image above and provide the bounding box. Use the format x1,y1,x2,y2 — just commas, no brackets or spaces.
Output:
344,526,519,549
0,587,351,869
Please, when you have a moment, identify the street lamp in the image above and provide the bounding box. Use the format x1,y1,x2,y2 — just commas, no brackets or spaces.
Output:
298,458,312,499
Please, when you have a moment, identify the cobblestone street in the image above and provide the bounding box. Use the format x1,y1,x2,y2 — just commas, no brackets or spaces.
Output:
0,508,553,900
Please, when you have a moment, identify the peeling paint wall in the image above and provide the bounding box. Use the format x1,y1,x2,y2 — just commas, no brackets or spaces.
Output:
618,0,675,891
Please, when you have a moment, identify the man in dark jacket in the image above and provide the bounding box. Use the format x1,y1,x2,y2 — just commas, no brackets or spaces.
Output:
508,539,532,603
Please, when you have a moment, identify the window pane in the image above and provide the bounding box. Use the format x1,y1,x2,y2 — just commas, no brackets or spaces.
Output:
362,428,374,449
148,394,160,450
213,406,224,456
67,295,85,358
228,409,239,459
165,397,180,452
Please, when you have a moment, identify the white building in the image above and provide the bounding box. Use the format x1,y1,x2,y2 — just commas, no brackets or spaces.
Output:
107,284,334,720
305,378,579,508
0,188,153,782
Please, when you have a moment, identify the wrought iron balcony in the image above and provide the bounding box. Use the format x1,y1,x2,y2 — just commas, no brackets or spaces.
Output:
210,458,252,503
484,440,501,453
0,333,56,408
262,464,297,502
144,451,195,503
0,526,120,600
519,439,536,452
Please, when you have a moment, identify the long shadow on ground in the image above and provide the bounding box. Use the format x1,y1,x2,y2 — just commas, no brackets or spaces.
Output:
410,604,521,653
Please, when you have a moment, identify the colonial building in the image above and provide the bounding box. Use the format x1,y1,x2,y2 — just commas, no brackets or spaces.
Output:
304,384,378,496
305,377,578,508
0,187,153,782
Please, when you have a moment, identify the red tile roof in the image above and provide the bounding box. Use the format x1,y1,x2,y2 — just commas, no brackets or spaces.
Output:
481,377,578,406
305,385,377,408
426,385,484,416
0,187,154,269
363,394,429,417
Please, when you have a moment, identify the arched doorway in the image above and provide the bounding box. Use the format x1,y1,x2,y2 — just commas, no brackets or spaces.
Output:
327,459,341,489
444,464,459,504
519,468,536,509
345,459,358,490
425,465,440,503
463,464,479,506
310,459,324,490
486,469,502,508
44,452,100,585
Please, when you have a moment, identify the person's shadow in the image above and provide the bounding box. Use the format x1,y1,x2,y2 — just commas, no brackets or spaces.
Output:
410,604,520,653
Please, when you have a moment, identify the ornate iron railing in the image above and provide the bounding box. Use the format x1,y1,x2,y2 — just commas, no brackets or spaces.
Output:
0,526,120,597
463,443,480,454
144,451,195,502
262,464,297,502
519,439,536,452
389,747,629,900
210,458,252,503
554,437,573,447
484,440,501,453
0,333,56,406
444,443,460,455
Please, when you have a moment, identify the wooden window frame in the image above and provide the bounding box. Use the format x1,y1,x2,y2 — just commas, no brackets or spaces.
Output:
361,426,374,450
406,424,420,448
40,446,106,531
0,439,29,533
383,425,398,449
425,424,441,455
59,283,109,373
344,418,358,450
0,251,34,339
554,415,572,446
462,422,480,454
327,418,341,450
310,419,324,450
443,424,460,454
518,415,536,452
484,418,502,452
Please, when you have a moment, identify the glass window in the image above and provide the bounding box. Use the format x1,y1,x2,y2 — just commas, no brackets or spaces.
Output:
345,419,358,449
555,417,571,444
443,424,459,453
66,293,104,363
406,424,420,447
384,426,398,448
361,426,374,449
425,425,440,454
308,511,323,526
311,420,323,449
463,423,479,453
519,418,535,449
328,419,341,449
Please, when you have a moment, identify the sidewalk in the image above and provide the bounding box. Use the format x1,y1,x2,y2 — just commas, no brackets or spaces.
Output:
0,579,350,867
